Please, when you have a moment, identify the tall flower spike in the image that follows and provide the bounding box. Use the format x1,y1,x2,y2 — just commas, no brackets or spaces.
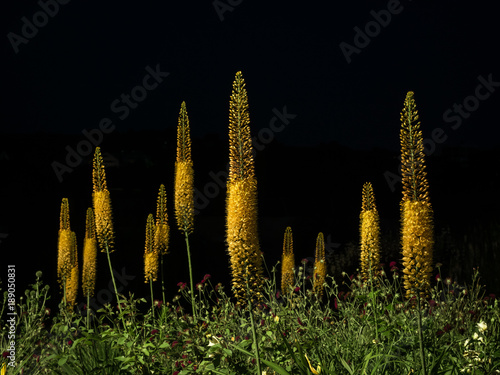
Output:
57,198,72,287
66,231,79,308
82,207,97,298
144,214,159,283
226,71,263,305
92,147,115,252
360,182,381,282
399,91,434,299
281,227,295,295
228,71,254,183
154,184,170,255
174,101,194,234
313,232,327,298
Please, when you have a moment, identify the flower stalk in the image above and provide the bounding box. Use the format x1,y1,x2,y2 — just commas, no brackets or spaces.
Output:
92,147,123,325
174,101,196,320
226,71,264,305
281,227,295,296
399,91,434,300
313,232,326,299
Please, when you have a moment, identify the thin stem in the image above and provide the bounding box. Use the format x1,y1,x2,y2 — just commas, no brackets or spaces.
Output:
105,242,124,331
150,277,155,319
184,231,197,320
86,293,90,330
368,257,379,344
245,272,262,375
161,255,166,305
416,292,427,375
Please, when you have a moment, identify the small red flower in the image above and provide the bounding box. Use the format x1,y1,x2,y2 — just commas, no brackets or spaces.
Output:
294,286,300,292
202,274,211,283
154,300,163,308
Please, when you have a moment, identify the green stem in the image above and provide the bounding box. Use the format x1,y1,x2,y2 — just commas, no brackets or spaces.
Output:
105,242,124,331
184,231,197,320
368,251,379,344
416,292,427,375
86,293,91,330
248,303,262,375
244,271,262,375
150,277,155,319
161,255,166,305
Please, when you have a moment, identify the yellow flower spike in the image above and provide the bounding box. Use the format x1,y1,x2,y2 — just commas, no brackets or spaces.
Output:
313,232,326,298
154,184,170,255
226,71,264,305
399,91,434,299
65,231,79,308
1,362,6,375
57,198,73,288
359,182,381,282
82,207,97,298
174,101,194,234
144,214,159,283
305,354,321,374
92,147,116,252
281,227,295,295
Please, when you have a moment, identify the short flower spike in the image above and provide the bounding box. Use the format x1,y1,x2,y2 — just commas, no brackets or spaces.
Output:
92,147,116,252
359,182,381,282
174,101,194,234
281,227,295,295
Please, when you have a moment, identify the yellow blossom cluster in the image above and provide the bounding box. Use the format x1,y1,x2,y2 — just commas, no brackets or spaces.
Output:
359,182,381,282
281,227,295,295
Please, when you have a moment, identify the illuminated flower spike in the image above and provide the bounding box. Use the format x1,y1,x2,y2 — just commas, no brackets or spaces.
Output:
174,101,194,235
359,182,381,282
154,184,170,255
92,147,116,252
82,207,97,298
399,91,434,299
144,214,159,283
65,231,79,308
57,198,73,288
281,227,295,295
313,232,327,299
226,71,264,304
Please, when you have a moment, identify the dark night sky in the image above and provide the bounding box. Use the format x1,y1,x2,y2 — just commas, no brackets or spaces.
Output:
1,1,500,305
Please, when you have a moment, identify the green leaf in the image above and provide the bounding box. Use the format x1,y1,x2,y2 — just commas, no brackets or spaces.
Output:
260,358,292,375
58,356,68,366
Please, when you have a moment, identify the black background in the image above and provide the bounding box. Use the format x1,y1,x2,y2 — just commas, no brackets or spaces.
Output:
1,1,499,312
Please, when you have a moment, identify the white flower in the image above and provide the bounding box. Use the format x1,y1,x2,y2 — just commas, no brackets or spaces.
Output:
477,321,487,333
472,332,479,340
464,339,470,347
